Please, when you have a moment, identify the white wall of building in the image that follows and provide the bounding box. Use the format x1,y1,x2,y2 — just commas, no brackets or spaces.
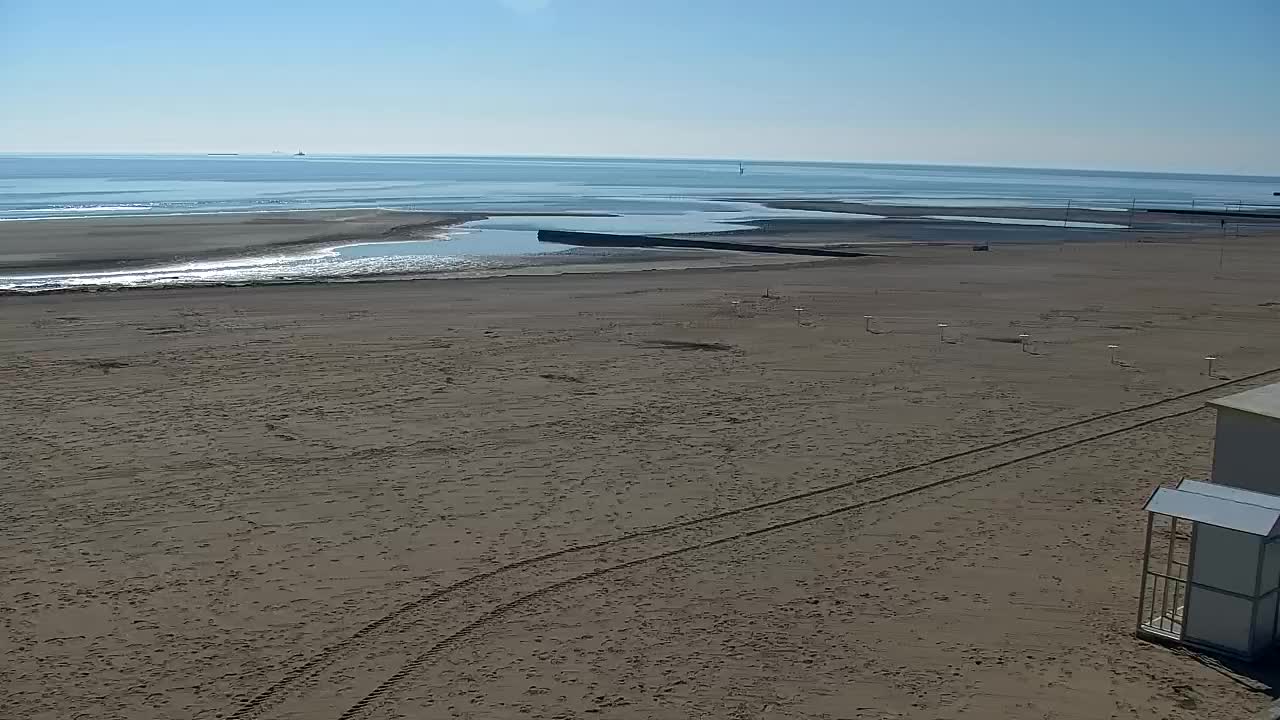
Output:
1212,408,1280,494
1184,587,1253,653
1185,524,1266,655
1190,524,1261,596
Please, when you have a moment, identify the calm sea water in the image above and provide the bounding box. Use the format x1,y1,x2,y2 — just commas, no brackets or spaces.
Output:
2,154,1277,221
2,155,1275,292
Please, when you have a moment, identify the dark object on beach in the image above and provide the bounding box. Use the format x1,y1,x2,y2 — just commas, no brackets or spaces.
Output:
643,339,736,352
539,372,583,383
972,243,990,251
537,229,873,258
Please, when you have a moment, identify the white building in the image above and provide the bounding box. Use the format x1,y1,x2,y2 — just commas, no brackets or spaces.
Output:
1209,384,1280,496
1139,383,1280,659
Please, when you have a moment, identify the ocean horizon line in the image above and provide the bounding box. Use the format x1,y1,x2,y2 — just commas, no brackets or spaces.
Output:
1,151,1276,182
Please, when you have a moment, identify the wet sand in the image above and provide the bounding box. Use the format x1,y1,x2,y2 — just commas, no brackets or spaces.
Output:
7,201,1271,283
5,229,1280,718
0,210,473,270
0,202,1150,276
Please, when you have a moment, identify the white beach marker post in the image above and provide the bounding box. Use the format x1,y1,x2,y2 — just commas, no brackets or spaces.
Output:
794,307,806,325
864,315,873,333
1018,333,1030,353
938,323,949,343
1205,356,1217,378
1108,344,1120,365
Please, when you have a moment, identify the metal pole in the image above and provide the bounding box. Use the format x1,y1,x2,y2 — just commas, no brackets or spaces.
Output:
1271,540,1280,651
1162,517,1178,632
1181,522,1200,641
1128,198,1136,231
1063,199,1072,229
1137,512,1155,633
1250,537,1265,658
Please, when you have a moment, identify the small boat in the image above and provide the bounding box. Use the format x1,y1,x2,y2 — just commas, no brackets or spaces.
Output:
294,151,306,157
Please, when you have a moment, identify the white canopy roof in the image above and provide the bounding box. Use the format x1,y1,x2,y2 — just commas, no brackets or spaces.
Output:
1145,479,1280,537
1208,383,1280,420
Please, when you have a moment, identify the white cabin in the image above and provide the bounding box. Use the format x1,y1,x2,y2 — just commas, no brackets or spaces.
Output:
1209,384,1280,495
1138,382,1280,659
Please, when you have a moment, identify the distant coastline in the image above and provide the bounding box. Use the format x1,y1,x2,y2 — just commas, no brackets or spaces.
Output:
3,154,1277,293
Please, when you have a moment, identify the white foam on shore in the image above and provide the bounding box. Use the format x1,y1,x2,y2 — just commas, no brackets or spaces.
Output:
2,204,156,218
921,215,1127,229
0,230,553,292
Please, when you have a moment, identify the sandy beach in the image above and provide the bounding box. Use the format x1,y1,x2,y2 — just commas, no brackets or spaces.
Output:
6,227,1280,719
0,210,472,271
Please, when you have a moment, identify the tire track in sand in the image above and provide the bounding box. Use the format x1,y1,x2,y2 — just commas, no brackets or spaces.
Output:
232,366,1280,720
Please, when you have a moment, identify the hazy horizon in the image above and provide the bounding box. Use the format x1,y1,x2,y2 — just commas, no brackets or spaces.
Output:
5,151,1279,180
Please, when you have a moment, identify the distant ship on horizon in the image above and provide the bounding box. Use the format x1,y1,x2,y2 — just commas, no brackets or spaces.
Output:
294,151,306,157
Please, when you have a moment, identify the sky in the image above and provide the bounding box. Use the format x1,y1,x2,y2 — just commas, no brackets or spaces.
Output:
0,0,1277,173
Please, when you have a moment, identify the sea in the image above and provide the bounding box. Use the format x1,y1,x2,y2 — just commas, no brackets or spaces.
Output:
2,154,1277,292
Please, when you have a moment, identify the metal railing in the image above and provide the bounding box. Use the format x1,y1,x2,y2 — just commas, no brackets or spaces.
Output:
1142,564,1188,637
1138,513,1191,639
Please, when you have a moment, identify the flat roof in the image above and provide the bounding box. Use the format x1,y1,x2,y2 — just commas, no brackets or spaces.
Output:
1179,479,1280,511
1208,382,1280,419
1146,486,1280,536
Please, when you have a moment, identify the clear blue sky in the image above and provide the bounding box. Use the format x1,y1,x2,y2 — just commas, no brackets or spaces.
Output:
1,0,1277,173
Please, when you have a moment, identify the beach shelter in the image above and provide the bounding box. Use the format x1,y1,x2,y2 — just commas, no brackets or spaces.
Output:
1138,479,1280,659
1137,382,1280,659
1206,383,1280,496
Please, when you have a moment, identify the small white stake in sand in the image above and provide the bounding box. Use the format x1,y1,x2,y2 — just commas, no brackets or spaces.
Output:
794,307,807,325
864,315,873,333
1205,356,1217,377
938,323,949,342
731,300,741,317
1018,333,1030,353
1108,344,1120,365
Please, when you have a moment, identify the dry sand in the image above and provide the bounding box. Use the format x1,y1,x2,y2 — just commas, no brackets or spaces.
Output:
6,230,1280,719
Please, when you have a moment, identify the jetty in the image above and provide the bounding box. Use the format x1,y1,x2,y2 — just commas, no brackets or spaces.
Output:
537,229,873,258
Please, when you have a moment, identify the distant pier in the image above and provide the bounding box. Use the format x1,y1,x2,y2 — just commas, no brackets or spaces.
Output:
537,229,873,258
